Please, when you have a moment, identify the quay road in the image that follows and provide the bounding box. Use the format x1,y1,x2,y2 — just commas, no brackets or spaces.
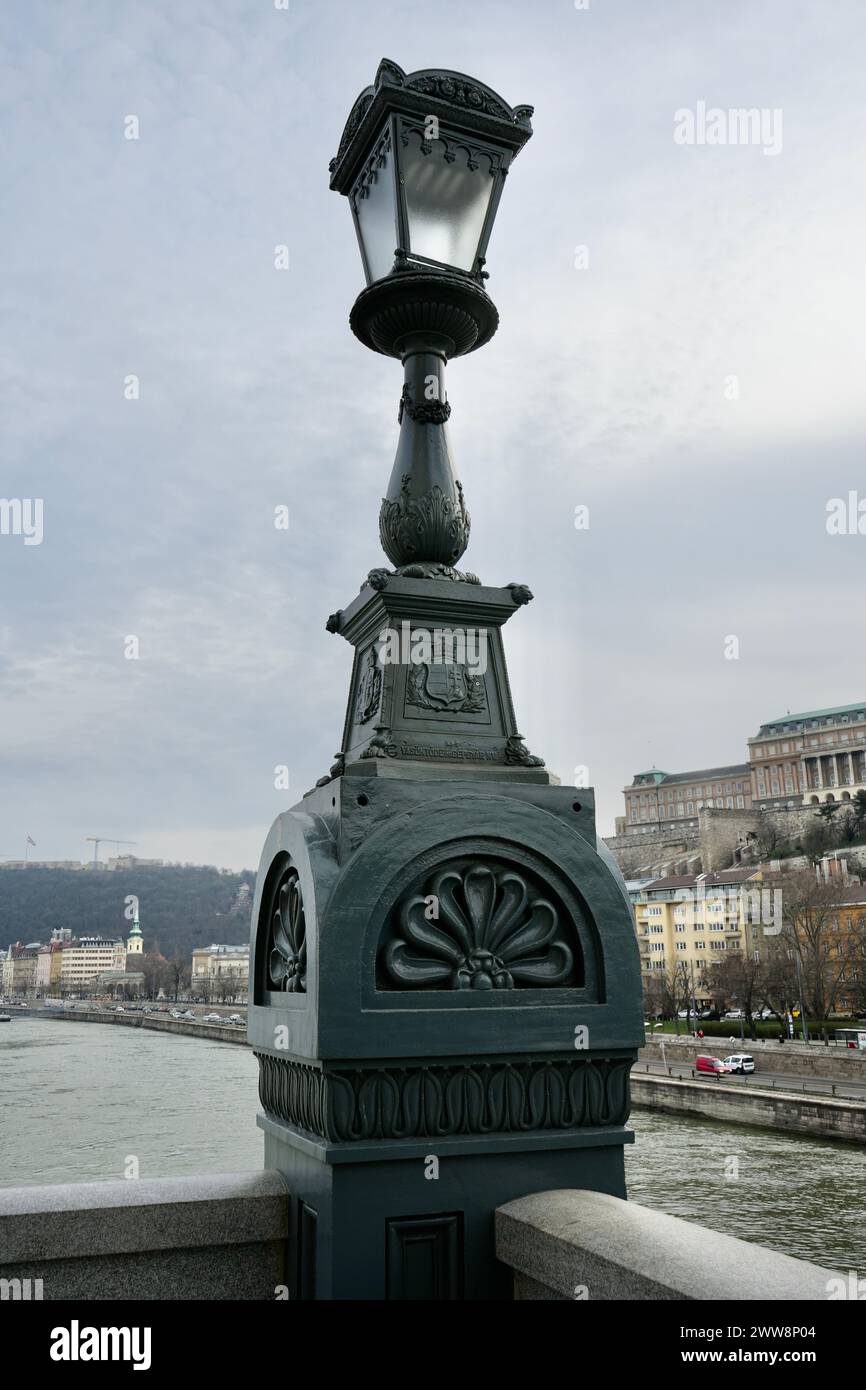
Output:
17,1000,249,1046
639,1058,866,1102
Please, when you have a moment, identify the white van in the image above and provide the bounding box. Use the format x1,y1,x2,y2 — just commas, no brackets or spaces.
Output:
723,1053,755,1074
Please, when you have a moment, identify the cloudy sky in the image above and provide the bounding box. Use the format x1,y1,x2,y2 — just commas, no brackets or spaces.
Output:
2,0,865,871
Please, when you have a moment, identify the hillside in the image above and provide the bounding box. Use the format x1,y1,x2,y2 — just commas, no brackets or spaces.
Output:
0,865,257,961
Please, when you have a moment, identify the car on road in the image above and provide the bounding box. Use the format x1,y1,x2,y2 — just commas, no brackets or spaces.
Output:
202,1013,222,1023
723,1010,744,1020
227,1014,245,1026
695,1055,730,1077
723,1053,755,1074
169,1009,182,1019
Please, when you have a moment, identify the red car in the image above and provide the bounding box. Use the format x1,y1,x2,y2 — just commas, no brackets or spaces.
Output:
695,1054,730,1077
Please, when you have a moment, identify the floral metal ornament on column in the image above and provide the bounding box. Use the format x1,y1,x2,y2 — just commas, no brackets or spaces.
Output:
382,862,575,990
268,869,307,992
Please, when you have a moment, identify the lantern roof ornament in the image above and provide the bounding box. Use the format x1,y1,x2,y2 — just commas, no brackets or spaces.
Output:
329,59,534,196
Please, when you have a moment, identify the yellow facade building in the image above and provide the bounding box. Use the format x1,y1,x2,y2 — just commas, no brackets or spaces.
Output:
632,868,760,1005
809,880,866,1017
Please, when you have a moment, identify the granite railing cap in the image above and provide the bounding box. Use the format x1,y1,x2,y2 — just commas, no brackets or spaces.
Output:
496,1189,838,1301
0,1170,288,1264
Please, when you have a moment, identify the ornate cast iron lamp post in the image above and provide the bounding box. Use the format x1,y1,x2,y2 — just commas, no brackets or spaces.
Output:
248,60,643,1301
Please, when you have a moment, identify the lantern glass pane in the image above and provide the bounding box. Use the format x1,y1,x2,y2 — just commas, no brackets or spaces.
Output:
401,132,496,272
354,132,398,284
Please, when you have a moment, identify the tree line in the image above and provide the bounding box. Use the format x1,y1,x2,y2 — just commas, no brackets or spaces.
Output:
0,864,256,965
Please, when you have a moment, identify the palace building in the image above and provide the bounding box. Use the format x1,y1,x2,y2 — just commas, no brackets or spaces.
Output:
622,765,752,834
748,702,866,809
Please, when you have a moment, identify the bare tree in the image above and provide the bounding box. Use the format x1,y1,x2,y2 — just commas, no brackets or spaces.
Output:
708,949,765,1039
654,959,693,1032
214,971,239,1005
755,933,797,1022
641,974,666,1019
754,819,782,861
801,820,829,864
167,952,189,1002
140,951,169,1000
778,871,850,1037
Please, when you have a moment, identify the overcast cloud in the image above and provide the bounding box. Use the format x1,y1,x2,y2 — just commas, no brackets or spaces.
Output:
2,0,865,870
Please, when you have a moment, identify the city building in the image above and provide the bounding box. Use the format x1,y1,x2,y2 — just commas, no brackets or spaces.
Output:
825,882,866,1016
622,764,752,834
0,860,84,871
631,868,758,1005
1,943,40,996
106,856,165,870
59,937,126,991
96,966,146,998
191,944,249,1002
749,702,866,809
34,942,64,993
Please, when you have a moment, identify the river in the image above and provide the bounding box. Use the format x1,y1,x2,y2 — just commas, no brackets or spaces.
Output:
1,1017,863,1272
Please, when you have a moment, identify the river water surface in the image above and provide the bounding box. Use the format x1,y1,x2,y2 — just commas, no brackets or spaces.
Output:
2,1017,863,1272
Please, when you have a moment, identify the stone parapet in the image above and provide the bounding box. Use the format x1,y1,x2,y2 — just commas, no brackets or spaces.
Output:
496,1189,838,1300
0,1172,287,1300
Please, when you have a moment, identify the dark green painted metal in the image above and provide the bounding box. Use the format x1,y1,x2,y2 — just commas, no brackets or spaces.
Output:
258,1113,631,1301
248,61,643,1300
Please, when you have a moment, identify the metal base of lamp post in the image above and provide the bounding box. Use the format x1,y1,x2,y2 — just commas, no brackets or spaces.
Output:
258,1110,631,1300
247,765,644,1300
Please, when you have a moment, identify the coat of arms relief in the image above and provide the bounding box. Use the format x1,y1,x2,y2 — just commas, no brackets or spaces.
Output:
406,659,487,714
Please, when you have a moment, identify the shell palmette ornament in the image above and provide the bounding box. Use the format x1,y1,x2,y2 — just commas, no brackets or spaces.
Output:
267,868,307,993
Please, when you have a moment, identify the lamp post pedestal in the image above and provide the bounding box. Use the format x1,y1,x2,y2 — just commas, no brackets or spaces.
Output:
249,765,641,1300
327,574,547,770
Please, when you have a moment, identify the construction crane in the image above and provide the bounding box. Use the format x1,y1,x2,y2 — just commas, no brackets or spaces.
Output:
85,837,137,866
